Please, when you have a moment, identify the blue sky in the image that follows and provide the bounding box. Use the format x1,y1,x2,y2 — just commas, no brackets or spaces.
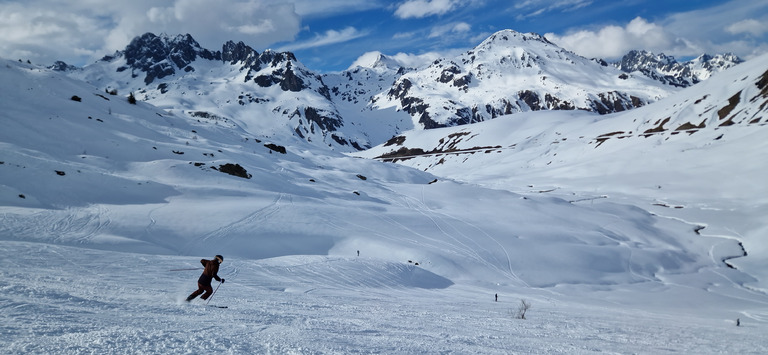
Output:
1,0,767,72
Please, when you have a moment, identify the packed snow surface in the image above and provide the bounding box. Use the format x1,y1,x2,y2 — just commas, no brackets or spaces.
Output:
2,52,768,353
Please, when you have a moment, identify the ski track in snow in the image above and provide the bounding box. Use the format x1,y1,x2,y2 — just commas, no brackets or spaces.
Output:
182,193,287,254
401,191,519,283
1,241,766,354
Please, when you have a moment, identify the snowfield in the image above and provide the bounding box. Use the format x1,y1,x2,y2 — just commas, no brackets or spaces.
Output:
1,49,768,353
3,242,766,354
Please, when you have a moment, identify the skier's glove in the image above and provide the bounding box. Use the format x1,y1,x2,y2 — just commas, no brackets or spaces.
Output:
221,278,225,283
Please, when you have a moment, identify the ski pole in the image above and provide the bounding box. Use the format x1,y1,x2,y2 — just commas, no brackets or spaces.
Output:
169,267,203,271
206,281,222,305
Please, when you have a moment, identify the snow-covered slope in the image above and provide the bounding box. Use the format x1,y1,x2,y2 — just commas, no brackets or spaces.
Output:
372,30,676,129
1,44,766,352
2,56,729,286
360,52,768,293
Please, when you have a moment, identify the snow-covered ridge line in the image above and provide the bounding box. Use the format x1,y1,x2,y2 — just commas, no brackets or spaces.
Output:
616,50,743,88
48,30,741,153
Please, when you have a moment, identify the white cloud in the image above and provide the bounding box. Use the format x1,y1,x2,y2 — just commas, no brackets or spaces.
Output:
287,0,384,17
124,0,301,51
545,17,697,59
545,2,768,62
0,2,108,63
0,0,302,66
428,22,471,38
279,27,367,52
514,0,593,19
389,51,446,68
393,31,417,40
657,0,768,59
394,0,460,19
726,19,768,37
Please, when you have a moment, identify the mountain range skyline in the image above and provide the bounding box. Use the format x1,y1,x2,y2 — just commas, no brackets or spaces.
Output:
49,29,743,155
2,0,766,72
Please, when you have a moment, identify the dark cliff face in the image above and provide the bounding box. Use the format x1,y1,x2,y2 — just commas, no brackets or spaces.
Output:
121,33,220,84
115,33,322,97
49,61,79,72
110,32,347,148
222,40,258,65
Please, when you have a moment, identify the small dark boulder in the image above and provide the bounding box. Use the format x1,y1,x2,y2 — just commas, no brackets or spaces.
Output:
264,143,287,154
218,163,251,179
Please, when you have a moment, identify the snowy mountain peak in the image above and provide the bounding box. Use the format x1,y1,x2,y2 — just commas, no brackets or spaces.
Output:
688,52,743,80
476,29,554,49
464,29,562,69
618,50,678,72
373,29,675,129
348,51,404,71
221,40,259,65
112,32,219,84
617,50,743,87
48,60,80,72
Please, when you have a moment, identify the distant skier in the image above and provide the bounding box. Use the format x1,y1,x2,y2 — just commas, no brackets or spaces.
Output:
185,255,225,302
495,293,498,302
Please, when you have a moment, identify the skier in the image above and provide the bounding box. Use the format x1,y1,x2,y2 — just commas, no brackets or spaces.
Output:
185,255,225,302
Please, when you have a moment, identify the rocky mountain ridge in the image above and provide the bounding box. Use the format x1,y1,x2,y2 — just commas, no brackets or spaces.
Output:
616,50,743,88
371,30,675,129
52,31,742,151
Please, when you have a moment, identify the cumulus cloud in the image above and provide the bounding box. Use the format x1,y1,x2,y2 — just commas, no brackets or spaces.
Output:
394,0,461,19
0,0,302,66
0,2,110,63
726,19,768,37
545,17,696,59
388,51,453,67
123,0,301,51
428,22,471,38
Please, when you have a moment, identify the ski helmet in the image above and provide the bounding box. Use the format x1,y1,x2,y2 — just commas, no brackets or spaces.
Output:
215,255,224,262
